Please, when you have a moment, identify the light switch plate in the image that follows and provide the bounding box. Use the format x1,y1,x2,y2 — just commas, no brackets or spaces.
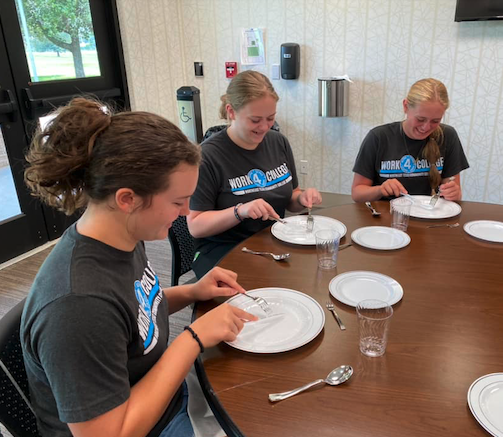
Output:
271,64,280,80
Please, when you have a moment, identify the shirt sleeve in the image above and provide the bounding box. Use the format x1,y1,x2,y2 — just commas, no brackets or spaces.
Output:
283,135,299,190
30,295,131,423
352,129,379,180
189,148,221,212
440,125,470,179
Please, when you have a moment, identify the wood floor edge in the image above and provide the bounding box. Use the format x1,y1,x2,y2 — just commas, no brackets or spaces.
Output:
0,239,59,271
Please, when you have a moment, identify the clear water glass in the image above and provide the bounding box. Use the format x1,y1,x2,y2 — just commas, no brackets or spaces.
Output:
315,229,340,269
356,299,393,357
390,197,413,231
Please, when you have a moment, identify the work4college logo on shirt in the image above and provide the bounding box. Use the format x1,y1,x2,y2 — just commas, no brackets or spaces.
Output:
379,155,444,178
134,261,163,355
228,163,292,195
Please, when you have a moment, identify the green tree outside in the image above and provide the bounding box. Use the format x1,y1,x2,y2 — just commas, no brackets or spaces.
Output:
21,0,94,78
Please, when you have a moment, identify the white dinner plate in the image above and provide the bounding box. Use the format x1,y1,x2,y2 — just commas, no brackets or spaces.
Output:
225,287,325,353
408,195,462,219
351,226,411,250
463,221,503,243
329,271,403,307
468,373,503,437
271,215,347,245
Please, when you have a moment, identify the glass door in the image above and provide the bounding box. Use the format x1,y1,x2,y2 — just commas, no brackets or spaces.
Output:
0,0,129,263
0,37,48,262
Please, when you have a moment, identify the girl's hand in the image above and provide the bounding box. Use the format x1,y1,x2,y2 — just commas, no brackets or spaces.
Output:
380,178,406,198
238,199,281,221
190,303,257,347
440,178,461,201
191,267,245,301
298,188,323,208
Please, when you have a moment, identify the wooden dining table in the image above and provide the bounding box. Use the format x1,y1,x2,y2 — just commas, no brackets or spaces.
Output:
194,200,503,437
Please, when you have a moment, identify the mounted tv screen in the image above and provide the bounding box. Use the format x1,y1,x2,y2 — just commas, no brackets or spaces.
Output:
455,0,503,21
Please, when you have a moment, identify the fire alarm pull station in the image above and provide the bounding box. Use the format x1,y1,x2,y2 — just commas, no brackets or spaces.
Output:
225,62,237,78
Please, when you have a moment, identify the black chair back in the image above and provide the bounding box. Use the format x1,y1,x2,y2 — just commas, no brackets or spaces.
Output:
168,216,196,286
0,298,41,437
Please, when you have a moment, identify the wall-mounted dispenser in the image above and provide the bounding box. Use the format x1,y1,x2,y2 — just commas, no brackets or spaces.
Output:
318,77,349,117
176,86,203,143
280,43,300,80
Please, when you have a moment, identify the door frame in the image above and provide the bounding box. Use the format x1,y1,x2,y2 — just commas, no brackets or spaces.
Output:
0,0,130,263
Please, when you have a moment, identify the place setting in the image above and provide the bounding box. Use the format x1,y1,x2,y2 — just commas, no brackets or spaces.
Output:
224,287,325,354
405,195,462,220
271,214,347,246
350,197,412,250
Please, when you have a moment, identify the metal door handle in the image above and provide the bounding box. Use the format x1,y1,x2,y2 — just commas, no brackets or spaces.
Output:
0,89,18,121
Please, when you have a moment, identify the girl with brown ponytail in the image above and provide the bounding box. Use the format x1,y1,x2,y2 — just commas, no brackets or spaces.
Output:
351,78,469,203
21,98,255,437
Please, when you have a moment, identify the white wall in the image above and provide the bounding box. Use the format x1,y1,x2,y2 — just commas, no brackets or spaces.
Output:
116,0,503,204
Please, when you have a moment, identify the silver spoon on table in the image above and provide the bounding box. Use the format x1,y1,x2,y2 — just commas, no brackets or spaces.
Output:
268,365,353,402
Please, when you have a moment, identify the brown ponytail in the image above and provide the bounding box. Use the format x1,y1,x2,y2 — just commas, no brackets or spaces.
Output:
25,98,201,215
405,78,449,193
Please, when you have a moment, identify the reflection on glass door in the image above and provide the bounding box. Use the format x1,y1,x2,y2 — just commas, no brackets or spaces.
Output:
15,0,101,82
0,125,22,222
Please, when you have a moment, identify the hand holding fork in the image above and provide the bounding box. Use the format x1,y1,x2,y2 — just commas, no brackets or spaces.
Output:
306,207,314,232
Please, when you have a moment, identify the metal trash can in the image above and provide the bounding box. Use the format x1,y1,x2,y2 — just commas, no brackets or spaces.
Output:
176,86,203,143
318,77,349,117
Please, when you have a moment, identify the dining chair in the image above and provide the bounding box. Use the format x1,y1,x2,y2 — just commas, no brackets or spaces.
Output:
168,216,197,286
0,298,41,437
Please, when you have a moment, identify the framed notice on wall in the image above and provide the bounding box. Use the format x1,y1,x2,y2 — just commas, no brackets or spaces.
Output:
241,28,265,65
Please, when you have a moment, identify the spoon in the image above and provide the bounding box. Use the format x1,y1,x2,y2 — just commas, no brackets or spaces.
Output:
242,247,290,261
365,202,381,216
268,364,353,402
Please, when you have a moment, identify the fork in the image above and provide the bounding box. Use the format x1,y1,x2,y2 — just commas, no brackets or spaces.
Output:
430,176,455,207
427,223,460,228
242,293,273,316
326,301,346,330
429,188,441,207
306,208,314,232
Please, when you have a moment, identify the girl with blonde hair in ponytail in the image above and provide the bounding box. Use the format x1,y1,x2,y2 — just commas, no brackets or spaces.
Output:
351,78,469,202
188,70,322,278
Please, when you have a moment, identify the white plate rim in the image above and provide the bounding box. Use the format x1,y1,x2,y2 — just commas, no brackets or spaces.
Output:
468,373,503,437
351,226,411,250
463,220,503,243
271,215,347,246
224,287,325,353
408,195,462,219
328,270,404,307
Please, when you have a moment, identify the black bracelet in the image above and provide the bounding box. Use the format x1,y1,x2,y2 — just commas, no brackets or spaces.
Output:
184,326,205,353
234,203,243,222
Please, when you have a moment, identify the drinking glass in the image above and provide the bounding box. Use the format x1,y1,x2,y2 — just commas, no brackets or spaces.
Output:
390,197,413,231
315,229,340,269
356,299,393,357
